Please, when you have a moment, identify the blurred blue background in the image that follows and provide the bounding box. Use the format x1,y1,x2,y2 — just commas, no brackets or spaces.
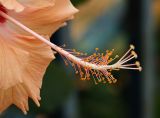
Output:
1,0,160,118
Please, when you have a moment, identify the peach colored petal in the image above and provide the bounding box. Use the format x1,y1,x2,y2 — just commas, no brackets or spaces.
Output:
8,0,79,36
0,25,28,89
0,0,56,12
0,0,78,114
0,84,29,114
0,24,54,113
19,0,55,8
0,0,24,12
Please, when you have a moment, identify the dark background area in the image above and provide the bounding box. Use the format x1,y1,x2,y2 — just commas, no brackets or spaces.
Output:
1,0,159,118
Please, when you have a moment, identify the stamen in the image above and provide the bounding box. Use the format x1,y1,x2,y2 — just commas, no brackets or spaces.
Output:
0,11,142,85
119,53,133,63
121,61,140,67
118,45,134,62
108,55,119,64
121,63,137,67
119,67,142,71
120,51,137,65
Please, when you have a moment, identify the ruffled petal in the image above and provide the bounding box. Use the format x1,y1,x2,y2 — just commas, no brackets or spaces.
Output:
0,0,56,12
19,0,55,8
0,0,24,12
0,25,28,89
0,24,54,113
0,84,29,114
0,0,78,114
8,0,78,36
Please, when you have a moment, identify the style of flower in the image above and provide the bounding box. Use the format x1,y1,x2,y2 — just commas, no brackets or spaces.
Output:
0,0,78,114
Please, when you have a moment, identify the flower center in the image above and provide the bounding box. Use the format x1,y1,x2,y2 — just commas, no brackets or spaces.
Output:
0,5,7,23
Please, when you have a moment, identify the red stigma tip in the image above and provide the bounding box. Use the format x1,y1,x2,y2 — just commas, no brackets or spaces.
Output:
0,5,7,23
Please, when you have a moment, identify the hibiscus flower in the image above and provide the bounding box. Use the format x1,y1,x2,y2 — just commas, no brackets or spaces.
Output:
0,0,141,115
0,0,78,114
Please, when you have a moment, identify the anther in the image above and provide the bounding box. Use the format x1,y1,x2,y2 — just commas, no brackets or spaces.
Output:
138,67,142,71
113,79,117,83
115,55,119,58
95,48,99,51
135,61,140,67
130,44,135,50
62,44,66,47
131,51,138,58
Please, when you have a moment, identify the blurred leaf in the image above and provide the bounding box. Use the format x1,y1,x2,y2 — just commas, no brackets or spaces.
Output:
71,0,88,6
79,85,126,118
29,61,75,113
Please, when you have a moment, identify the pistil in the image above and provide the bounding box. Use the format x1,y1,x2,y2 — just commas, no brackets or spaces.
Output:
0,11,142,84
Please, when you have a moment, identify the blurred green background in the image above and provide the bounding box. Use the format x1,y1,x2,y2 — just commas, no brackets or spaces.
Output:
1,0,159,118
